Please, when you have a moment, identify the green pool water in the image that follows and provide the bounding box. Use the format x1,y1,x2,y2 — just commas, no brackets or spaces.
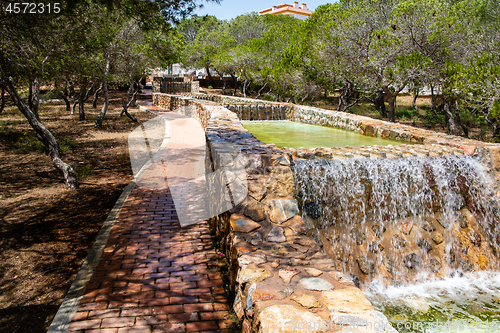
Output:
241,120,408,148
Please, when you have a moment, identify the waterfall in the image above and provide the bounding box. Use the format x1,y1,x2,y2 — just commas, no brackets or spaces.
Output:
293,156,500,286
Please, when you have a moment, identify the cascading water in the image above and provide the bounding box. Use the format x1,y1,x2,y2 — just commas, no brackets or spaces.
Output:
293,155,500,332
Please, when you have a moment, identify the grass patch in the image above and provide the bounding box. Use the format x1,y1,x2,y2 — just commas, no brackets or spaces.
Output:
16,132,46,153
75,164,91,179
57,137,79,151
421,109,445,128
0,130,79,154
261,94,277,102
395,107,419,121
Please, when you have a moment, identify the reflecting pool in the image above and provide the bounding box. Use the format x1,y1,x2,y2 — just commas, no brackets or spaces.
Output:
241,120,408,148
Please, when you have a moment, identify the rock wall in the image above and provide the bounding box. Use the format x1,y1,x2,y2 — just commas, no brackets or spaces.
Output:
153,92,397,333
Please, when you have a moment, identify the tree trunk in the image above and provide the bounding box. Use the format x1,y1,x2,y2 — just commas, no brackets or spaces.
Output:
342,97,362,112
455,100,469,138
78,79,89,121
430,85,438,117
95,58,111,128
28,78,41,121
494,123,500,139
95,82,108,128
67,79,76,99
374,90,387,118
1,77,78,189
120,79,138,122
205,66,213,87
442,97,458,134
337,91,344,111
71,99,78,115
0,87,5,113
243,78,248,98
92,82,103,108
484,114,500,140
382,87,397,122
215,70,226,95
231,74,237,96
54,80,71,111
412,89,419,111
256,82,268,99
222,77,227,95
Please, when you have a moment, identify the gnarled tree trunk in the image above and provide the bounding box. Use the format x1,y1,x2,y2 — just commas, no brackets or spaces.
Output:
1,77,78,189
120,78,138,122
256,82,267,99
205,65,213,87
442,97,458,134
28,77,41,121
412,89,419,111
95,59,110,128
54,80,71,111
0,87,5,113
455,100,469,138
78,79,89,120
92,82,103,108
242,78,249,98
430,84,438,117
382,86,397,122
375,90,387,118
231,74,237,96
95,82,108,128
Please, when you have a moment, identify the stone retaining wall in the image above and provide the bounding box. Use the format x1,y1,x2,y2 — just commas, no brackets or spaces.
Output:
153,92,397,333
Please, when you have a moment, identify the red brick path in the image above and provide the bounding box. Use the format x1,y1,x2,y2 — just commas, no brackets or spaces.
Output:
68,184,236,332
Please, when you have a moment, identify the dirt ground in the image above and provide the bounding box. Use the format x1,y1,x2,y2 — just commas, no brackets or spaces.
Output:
0,91,155,333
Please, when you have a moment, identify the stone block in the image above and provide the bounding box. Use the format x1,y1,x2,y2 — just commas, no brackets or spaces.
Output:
243,198,266,221
237,267,272,284
321,287,373,314
230,216,261,233
267,199,299,224
255,304,323,333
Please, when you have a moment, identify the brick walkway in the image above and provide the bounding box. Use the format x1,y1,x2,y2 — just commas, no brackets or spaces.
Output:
66,99,236,333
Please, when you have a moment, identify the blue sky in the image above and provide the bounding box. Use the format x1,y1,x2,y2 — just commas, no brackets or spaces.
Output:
193,0,332,21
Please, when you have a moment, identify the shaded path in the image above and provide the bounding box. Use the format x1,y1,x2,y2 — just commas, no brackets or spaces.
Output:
61,96,236,333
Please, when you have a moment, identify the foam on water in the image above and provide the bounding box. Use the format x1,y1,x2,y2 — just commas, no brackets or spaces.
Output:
365,272,500,332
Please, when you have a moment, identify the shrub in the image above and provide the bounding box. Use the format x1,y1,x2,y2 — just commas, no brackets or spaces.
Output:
395,107,419,120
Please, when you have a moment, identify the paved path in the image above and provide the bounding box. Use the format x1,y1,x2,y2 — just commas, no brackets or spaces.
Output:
66,98,236,333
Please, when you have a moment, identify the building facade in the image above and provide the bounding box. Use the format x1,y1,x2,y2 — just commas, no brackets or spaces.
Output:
259,2,312,20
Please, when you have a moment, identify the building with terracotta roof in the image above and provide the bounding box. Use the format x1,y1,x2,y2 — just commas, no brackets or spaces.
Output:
259,2,312,20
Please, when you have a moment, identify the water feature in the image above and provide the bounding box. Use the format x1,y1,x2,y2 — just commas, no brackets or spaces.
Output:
241,120,408,148
293,155,500,332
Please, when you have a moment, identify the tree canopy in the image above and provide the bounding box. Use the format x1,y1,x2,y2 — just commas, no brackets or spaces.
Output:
179,0,500,139
0,0,217,188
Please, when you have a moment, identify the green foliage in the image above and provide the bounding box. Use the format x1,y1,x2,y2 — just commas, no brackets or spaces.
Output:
58,137,79,152
422,109,445,128
395,107,419,121
261,94,277,102
76,164,91,180
0,131,45,154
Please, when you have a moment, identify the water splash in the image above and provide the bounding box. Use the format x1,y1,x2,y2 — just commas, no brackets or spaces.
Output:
364,272,500,332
